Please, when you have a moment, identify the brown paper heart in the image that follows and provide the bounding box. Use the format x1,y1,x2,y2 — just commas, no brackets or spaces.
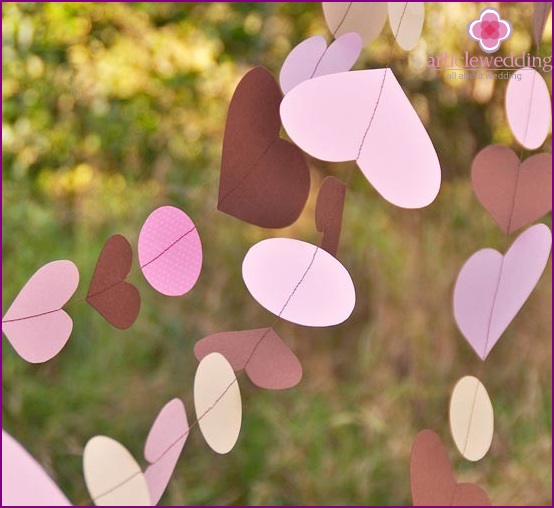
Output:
194,328,302,389
86,234,141,329
410,430,491,506
218,67,310,229
472,145,552,234
316,176,346,256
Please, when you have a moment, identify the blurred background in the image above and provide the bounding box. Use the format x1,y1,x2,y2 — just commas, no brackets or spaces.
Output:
2,2,552,505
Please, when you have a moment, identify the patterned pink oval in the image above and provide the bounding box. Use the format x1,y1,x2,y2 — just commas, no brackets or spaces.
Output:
138,206,202,296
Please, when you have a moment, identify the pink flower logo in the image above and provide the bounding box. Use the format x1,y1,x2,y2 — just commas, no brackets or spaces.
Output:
468,8,512,53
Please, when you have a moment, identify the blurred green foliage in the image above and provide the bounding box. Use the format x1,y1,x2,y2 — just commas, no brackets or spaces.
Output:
2,2,552,505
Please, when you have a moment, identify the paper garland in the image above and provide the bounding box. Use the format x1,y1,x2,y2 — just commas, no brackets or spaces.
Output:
440,12,552,505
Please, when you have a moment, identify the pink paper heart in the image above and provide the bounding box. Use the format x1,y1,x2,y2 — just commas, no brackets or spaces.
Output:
194,328,303,389
144,399,188,504
2,429,72,506
280,33,362,95
2,260,79,363
453,224,551,360
280,69,441,209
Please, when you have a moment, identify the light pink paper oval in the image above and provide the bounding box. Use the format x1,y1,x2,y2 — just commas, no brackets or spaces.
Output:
280,33,362,95
138,206,203,296
506,68,551,150
242,238,355,327
2,429,71,506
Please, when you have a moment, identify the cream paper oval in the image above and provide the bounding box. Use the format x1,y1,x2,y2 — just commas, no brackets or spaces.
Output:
83,435,151,506
323,2,387,45
388,2,424,51
194,352,242,454
449,376,494,461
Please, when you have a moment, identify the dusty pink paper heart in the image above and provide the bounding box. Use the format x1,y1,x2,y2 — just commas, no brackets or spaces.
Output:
194,328,302,389
2,260,79,363
453,224,551,360
279,32,362,94
144,399,188,504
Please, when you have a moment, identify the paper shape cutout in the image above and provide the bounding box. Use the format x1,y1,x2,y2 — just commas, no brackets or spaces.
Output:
505,67,551,150
533,2,552,46
83,435,152,506
2,429,72,506
218,67,310,228
453,223,552,360
194,353,242,454
194,328,302,389
279,33,362,95
315,176,346,256
2,260,79,363
242,238,355,327
144,399,188,504
280,69,441,208
322,2,387,45
410,429,491,506
86,234,141,329
471,145,552,234
388,2,424,51
449,376,494,462
138,206,202,296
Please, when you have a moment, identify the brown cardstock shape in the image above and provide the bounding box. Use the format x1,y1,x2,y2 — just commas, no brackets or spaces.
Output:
86,234,141,329
218,67,310,229
194,328,302,390
533,2,552,46
410,429,491,506
472,145,552,234
315,176,346,256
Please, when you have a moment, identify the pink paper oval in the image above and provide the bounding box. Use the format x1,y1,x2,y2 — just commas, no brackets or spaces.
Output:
242,238,355,327
138,206,203,296
505,68,551,150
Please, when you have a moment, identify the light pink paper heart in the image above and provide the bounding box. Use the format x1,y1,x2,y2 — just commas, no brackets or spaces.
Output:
2,429,72,506
144,398,188,504
280,69,441,208
2,260,79,363
453,224,551,360
280,33,362,95
138,206,203,297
